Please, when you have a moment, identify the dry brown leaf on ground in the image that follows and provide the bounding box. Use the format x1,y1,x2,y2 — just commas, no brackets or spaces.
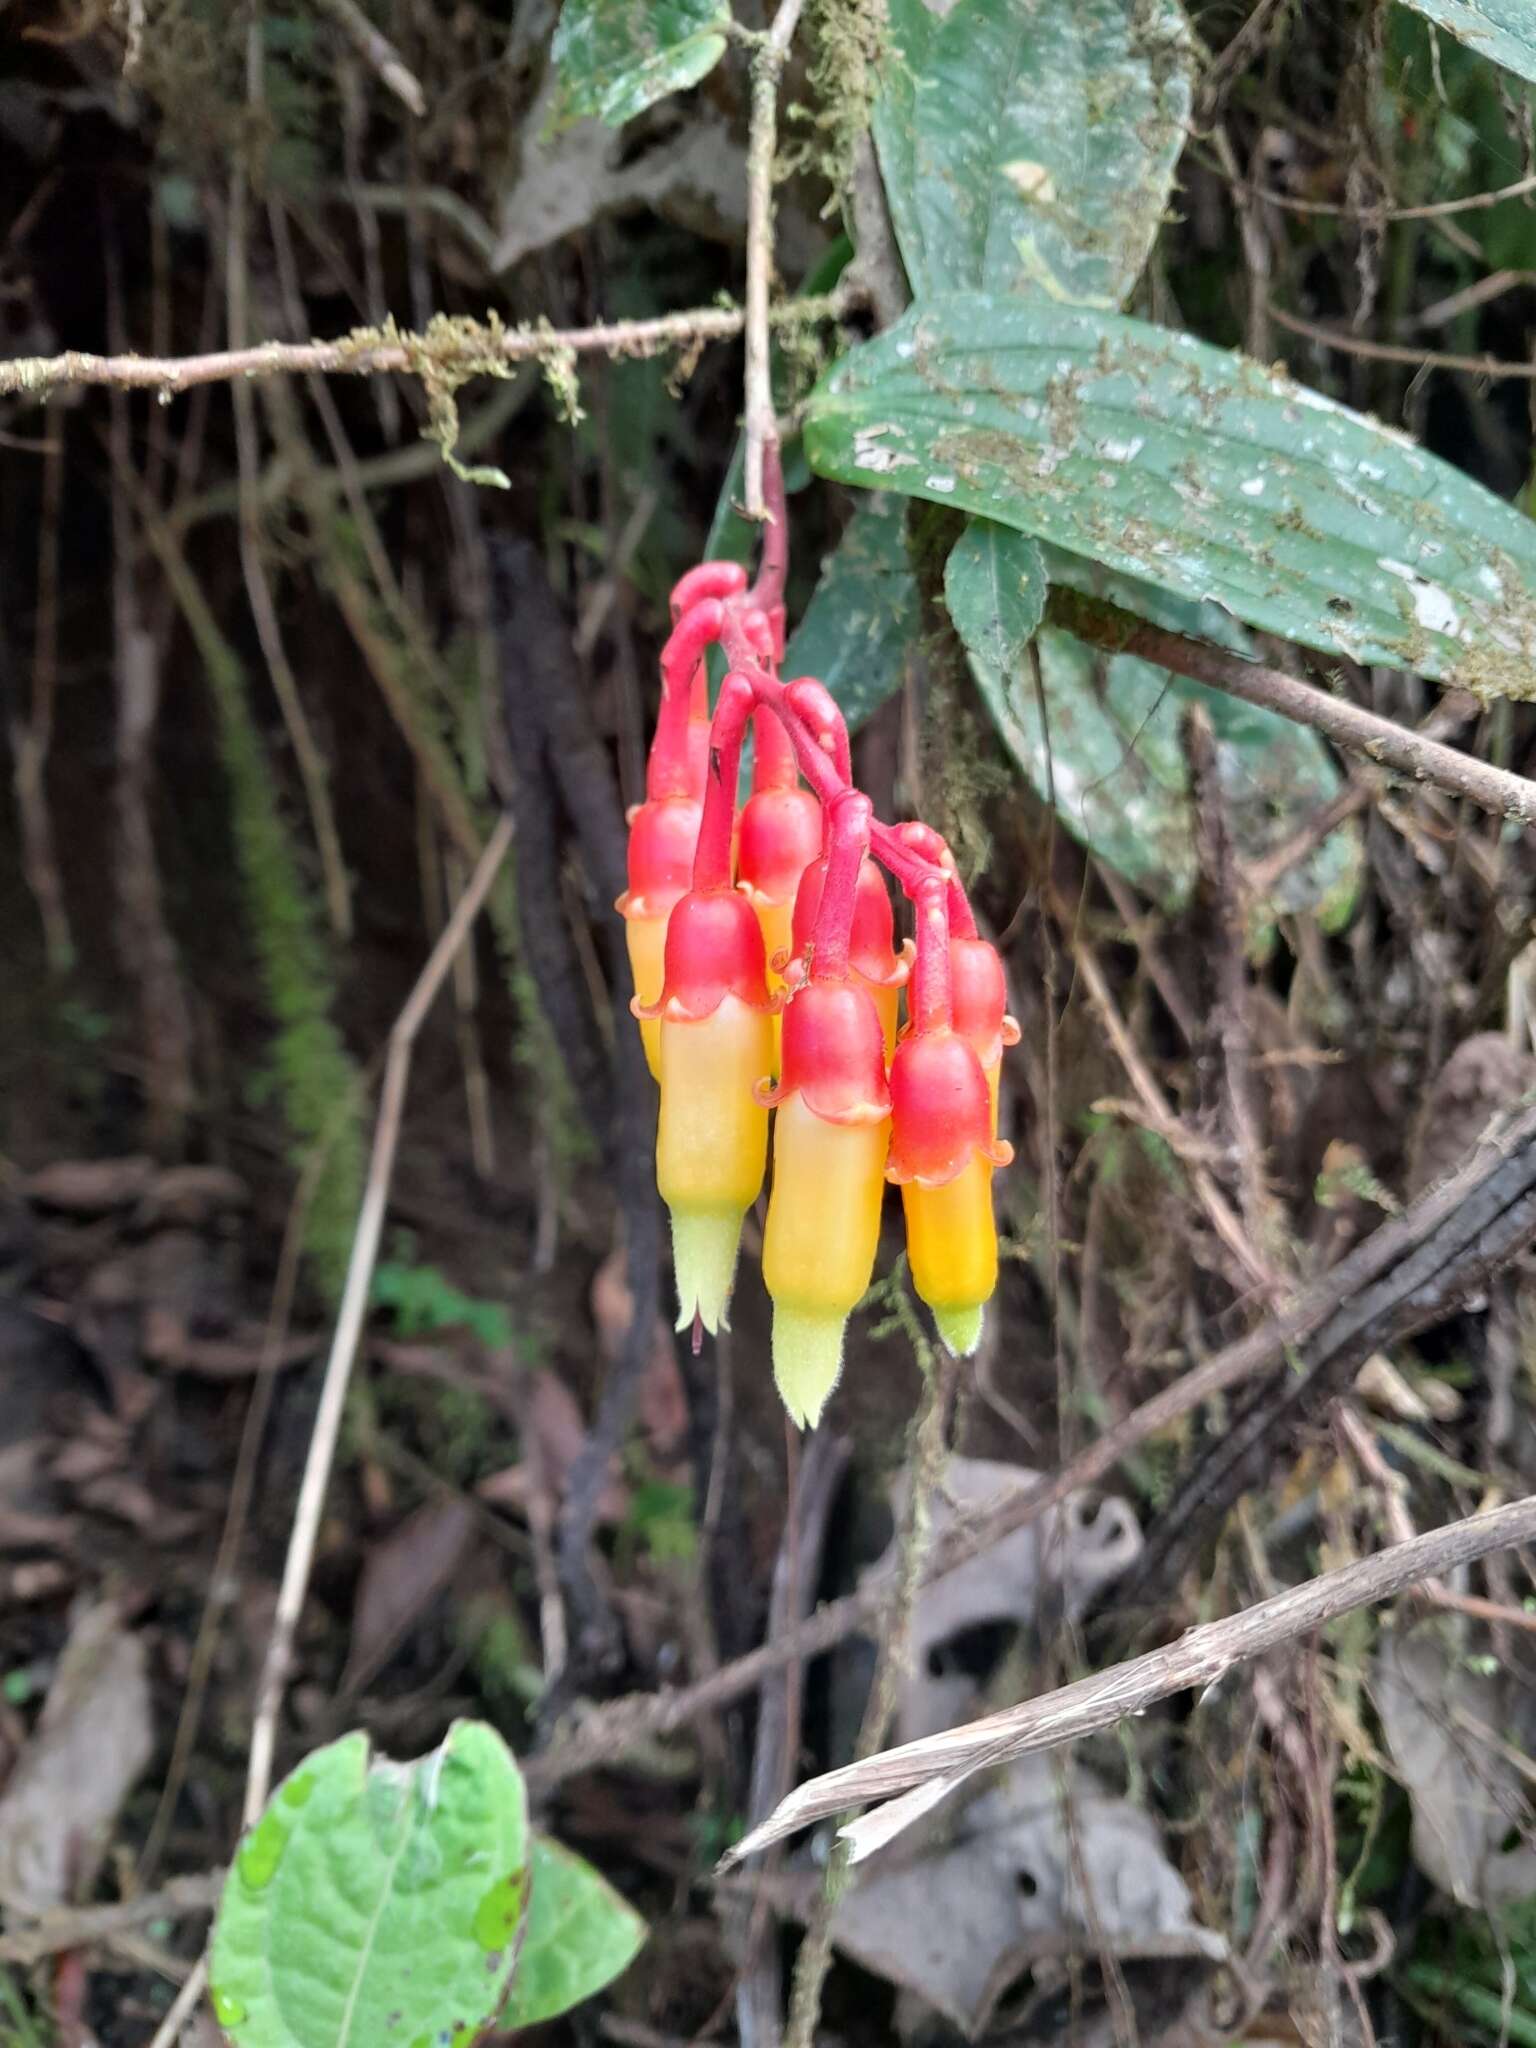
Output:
341,1497,479,1695
0,1600,153,1919
1374,1618,1536,1908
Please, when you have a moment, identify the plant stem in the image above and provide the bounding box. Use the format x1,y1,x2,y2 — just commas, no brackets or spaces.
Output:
691,674,757,892
907,876,952,1035
810,791,871,982
742,3,807,518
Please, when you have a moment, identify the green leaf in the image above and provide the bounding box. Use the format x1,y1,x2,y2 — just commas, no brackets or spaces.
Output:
1397,0,1536,86
805,292,1536,698
209,1723,530,2048
873,0,1194,304
782,495,923,732
943,518,1047,667
552,0,730,126
949,527,1360,914
502,1838,647,2029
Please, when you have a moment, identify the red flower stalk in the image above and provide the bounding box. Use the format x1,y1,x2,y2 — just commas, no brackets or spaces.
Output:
887,879,1012,1357
738,706,823,1045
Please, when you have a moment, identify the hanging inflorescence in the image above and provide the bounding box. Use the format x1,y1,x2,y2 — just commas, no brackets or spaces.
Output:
618,453,1018,1429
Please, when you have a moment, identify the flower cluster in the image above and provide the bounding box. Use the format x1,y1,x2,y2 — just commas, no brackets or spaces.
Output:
619,463,1017,1428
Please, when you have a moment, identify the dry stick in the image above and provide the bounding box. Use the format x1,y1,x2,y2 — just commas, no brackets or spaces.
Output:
529,1102,1536,1789
1269,299,1536,379
0,1873,224,1969
1046,589,1536,828
11,422,72,972
0,290,856,401
741,0,806,518
144,1956,207,2048
725,1490,1536,1863
314,0,425,115
244,812,514,1822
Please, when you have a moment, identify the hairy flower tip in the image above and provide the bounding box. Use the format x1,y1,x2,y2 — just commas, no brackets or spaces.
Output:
790,855,912,989
949,936,1021,1072
618,795,704,920
771,1303,847,1430
635,888,775,1022
759,980,889,1123
933,1301,985,1358
887,1029,1012,1187
738,786,823,909
670,1210,743,1335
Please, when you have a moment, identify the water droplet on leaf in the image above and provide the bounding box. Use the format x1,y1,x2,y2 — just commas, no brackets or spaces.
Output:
211,1987,248,2029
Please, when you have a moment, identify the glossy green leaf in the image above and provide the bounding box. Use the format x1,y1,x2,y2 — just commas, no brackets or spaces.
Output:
783,494,923,733
552,0,730,126
502,1837,647,2029
1397,0,1536,85
948,527,1360,914
805,293,1536,698
873,0,1194,305
209,1723,530,2048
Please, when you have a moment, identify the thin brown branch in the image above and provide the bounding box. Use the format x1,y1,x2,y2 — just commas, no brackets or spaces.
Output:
725,1491,1536,1862
1046,588,1536,828
0,1872,222,1967
0,291,856,402
1213,161,1536,221
1269,298,1536,378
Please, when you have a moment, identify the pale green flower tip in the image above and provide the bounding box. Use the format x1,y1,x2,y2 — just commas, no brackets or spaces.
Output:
933,1301,984,1357
772,1303,848,1430
670,1210,742,1335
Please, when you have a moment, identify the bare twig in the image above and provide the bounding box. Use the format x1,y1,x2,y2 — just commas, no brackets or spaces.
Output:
144,1955,207,2048
0,1873,222,1967
724,1491,1536,1862
1269,298,1536,379
742,0,806,518
1217,163,1536,222
10,423,72,972
244,812,514,1822
1047,588,1536,828
311,0,428,115
529,1100,1536,1787
0,291,857,401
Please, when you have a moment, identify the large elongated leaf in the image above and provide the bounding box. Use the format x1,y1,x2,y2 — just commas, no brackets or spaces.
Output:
553,0,729,126
783,494,923,732
805,293,1536,698
873,0,1194,305
502,1837,647,2029
209,1724,529,2048
1398,0,1536,86
947,525,1359,914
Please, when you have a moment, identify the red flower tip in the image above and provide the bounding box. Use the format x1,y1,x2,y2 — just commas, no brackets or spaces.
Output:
636,887,776,1021
617,795,704,918
790,855,911,990
758,980,890,1123
949,936,1021,1071
738,786,823,908
894,820,955,872
669,561,748,622
886,1029,1012,1186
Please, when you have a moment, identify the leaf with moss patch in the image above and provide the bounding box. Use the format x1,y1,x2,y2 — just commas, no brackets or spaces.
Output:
806,292,1536,699
873,0,1193,305
553,0,730,126
1397,0,1536,85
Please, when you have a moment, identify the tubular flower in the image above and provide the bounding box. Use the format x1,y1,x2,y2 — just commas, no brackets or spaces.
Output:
788,855,910,1061
887,883,1012,1358
638,673,774,1335
759,798,891,1428
738,709,822,1043
948,934,1021,1125
619,794,703,1079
